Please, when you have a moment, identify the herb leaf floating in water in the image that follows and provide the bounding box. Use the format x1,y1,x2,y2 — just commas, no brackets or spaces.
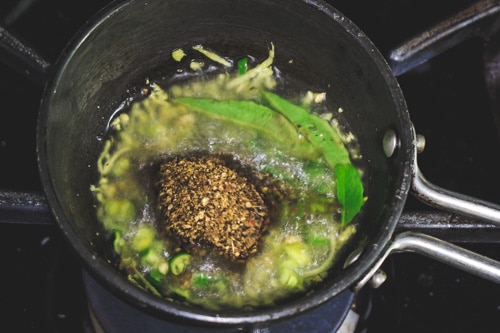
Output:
258,91,364,224
258,91,349,165
334,163,364,225
175,92,364,225
174,98,305,150
175,97,320,160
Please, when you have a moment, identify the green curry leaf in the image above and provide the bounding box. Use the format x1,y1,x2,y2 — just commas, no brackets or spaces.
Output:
174,97,317,158
335,163,364,225
259,91,364,224
258,91,350,166
175,93,364,225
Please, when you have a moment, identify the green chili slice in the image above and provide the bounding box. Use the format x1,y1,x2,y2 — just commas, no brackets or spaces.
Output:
170,253,192,276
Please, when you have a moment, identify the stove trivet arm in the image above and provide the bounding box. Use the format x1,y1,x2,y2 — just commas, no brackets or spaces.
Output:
0,25,51,86
0,190,54,225
388,0,500,76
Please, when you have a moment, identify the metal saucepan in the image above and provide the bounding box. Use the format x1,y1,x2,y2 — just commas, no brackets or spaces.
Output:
22,0,500,328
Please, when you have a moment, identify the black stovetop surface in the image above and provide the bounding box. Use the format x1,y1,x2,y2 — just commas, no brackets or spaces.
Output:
1,0,500,332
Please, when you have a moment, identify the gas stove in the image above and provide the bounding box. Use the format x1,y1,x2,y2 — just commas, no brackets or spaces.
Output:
1,0,500,332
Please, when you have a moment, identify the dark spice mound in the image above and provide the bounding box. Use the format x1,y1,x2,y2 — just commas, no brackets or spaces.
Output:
156,154,283,262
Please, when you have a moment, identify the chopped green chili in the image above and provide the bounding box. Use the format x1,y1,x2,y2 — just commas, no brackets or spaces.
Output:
169,253,192,276
132,225,156,252
237,57,248,75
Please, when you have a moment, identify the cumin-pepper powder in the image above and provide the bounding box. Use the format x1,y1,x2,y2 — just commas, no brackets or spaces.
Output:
156,155,276,262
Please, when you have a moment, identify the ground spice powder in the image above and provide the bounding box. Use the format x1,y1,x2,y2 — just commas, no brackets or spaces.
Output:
156,155,274,262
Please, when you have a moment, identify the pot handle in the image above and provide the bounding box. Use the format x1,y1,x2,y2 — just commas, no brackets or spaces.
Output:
355,231,500,291
386,0,500,224
411,135,500,224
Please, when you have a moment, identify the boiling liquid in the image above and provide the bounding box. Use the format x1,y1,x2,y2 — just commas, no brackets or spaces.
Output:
92,47,359,310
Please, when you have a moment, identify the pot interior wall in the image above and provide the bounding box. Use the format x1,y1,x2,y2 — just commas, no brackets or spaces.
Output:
38,0,412,322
